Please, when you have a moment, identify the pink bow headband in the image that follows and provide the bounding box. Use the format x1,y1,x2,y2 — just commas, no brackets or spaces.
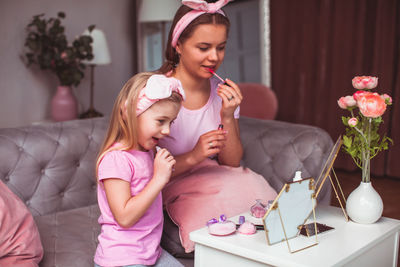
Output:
171,0,231,48
135,75,185,116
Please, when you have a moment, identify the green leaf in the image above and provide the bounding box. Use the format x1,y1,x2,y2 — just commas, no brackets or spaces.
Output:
342,116,349,126
24,11,101,87
343,135,352,148
387,137,394,145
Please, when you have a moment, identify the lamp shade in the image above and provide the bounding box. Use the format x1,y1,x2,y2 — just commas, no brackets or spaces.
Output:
82,28,111,65
139,0,181,23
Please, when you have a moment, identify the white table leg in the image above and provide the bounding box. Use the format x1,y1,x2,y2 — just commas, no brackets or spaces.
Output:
392,232,399,267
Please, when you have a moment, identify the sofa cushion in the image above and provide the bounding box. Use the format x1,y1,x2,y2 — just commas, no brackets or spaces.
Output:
0,180,43,266
162,158,277,253
161,210,194,259
34,204,101,267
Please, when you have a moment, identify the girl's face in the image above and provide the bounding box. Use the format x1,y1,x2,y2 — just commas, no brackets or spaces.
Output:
176,23,227,80
136,100,180,151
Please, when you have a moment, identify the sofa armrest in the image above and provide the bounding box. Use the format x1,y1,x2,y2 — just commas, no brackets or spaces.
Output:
0,117,109,216
239,116,333,204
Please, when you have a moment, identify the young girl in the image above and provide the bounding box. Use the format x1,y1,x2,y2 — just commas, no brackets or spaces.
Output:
157,0,278,252
94,73,185,267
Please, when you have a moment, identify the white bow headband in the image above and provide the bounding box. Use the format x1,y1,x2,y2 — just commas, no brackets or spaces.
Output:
134,74,185,116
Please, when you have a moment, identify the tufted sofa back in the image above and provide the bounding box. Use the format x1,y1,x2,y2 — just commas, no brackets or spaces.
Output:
0,116,333,217
0,117,109,216
239,117,333,204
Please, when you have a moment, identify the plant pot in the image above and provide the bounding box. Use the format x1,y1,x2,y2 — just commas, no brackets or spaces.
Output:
346,181,383,224
51,85,78,122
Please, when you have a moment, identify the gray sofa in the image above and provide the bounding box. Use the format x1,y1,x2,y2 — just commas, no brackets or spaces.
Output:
0,116,333,267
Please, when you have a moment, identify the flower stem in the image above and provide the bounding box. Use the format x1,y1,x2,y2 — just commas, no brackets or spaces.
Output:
353,125,368,144
362,118,372,183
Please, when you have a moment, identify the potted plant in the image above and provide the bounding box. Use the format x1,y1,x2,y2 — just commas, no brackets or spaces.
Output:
24,11,95,121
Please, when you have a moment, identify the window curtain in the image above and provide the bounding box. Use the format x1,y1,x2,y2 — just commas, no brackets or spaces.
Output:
270,0,400,178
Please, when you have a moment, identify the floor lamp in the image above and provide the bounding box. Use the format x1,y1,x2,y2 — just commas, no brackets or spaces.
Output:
138,0,181,63
80,28,111,118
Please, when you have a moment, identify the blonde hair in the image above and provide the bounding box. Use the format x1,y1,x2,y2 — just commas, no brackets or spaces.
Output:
95,72,182,179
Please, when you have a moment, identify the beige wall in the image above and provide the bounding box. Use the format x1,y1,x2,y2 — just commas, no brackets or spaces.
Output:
0,0,137,127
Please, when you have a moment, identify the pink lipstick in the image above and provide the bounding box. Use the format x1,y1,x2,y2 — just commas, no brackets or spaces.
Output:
207,68,227,84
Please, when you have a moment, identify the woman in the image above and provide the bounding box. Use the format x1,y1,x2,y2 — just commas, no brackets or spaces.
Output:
158,0,242,172
158,0,277,253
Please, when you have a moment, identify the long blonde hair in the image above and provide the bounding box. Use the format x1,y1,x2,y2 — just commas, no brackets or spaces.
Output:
95,72,182,179
95,72,151,179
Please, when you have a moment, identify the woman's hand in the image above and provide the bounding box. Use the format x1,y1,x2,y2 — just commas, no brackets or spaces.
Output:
215,78,243,167
190,129,227,164
153,148,176,186
217,78,243,119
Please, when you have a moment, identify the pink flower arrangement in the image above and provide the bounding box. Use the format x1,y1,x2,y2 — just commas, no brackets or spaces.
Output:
353,90,368,101
357,92,386,118
337,95,357,109
382,94,392,104
338,76,393,182
352,76,378,90
348,117,358,127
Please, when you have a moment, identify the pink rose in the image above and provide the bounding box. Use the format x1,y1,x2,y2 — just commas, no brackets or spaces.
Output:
352,76,378,90
337,95,357,109
381,93,392,105
61,52,68,59
348,117,358,127
353,90,368,101
357,93,387,118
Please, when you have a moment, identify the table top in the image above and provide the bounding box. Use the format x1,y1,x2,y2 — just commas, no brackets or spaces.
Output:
190,205,400,267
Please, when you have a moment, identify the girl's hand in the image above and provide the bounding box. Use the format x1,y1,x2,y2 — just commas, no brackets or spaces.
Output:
191,129,227,163
153,148,176,186
217,79,243,119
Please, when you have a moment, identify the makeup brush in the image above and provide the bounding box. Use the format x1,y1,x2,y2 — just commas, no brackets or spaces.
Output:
207,68,227,84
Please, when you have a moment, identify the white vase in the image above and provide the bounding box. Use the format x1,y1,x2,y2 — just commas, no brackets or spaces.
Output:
346,181,383,224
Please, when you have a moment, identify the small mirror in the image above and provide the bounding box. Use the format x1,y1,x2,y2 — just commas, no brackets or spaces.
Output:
262,178,316,245
315,136,343,197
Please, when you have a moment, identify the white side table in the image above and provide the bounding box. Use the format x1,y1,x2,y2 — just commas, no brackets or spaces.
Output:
190,205,400,267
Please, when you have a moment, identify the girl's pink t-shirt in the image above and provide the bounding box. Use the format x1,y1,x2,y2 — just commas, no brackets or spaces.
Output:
158,77,240,156
94,149,163,267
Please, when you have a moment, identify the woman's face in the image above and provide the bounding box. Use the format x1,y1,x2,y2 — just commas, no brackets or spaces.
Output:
176,23,227,80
